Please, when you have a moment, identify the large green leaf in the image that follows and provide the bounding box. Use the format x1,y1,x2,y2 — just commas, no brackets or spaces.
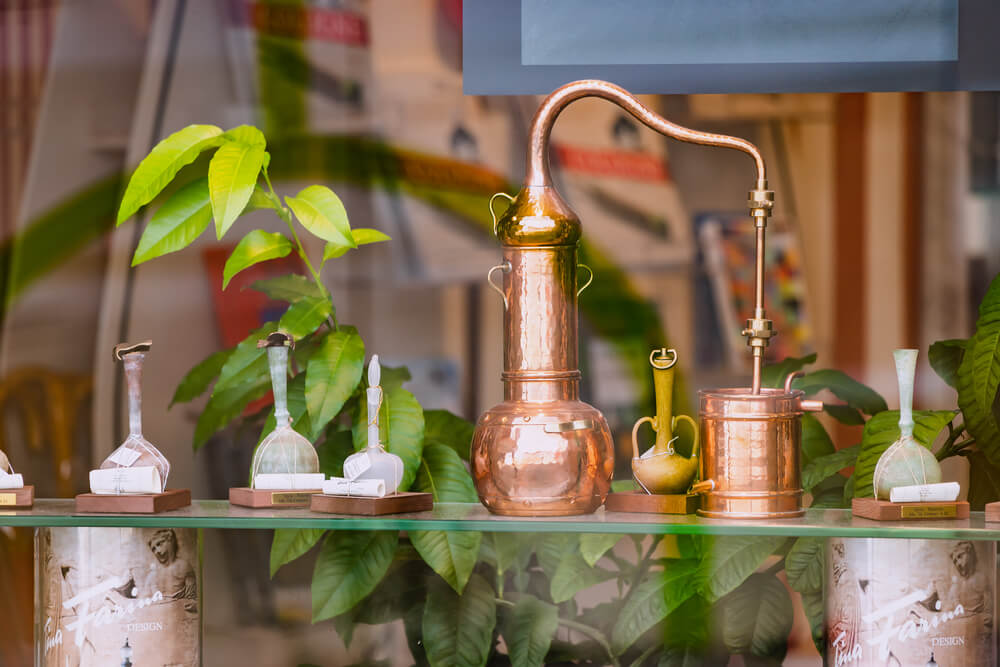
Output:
225,124,266,147
215,323,276,390
721,574,793,660
550,553,616,604
132,177,212,266
966,450,1000,510
957,275,1000,465
117,124,223,223
801,445,859,492
824,403,865,425
278,295,332,339
579,533,623,567
658,647,709,667
610,559,700,655
250,273,324,303
852,410,956,498
535,534,578,580
800,413,836,468
270,528,324,577
929,338,968,389
306,326,365,435
312,531,398,622
353,384,425,491
489,533,533,578
792,369,887,415
317,429,355,478
784,538,824,594
411,444,481,593
505,594,559,667
799,589,825,655
699,536,787,602
193,375,271,449
170,347,232,406
761,354,817,389
423,409,475,461
422,573,496,667
222,230,292,289
323,227,393,261
286,185,355,247
209,139,267,238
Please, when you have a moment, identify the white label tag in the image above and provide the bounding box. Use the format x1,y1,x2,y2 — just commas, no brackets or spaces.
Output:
343,452,372,480
107,447,142,467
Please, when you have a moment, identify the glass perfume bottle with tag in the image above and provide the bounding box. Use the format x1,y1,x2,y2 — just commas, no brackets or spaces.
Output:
343,355,404,493
99,341,170,492
251,332,319,483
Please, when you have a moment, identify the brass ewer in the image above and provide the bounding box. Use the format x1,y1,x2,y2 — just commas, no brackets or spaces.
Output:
472,79,793,516
631,349,700,495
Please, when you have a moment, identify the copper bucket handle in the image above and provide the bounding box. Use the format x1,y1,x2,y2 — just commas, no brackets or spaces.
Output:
487,261,511,309
489,192,514,236
577,263,593,296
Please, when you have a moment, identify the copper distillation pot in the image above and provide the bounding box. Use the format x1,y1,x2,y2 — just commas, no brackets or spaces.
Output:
471,79,820,517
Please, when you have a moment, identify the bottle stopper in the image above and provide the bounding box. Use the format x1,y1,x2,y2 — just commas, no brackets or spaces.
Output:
114,340,152,361
257,331,295,349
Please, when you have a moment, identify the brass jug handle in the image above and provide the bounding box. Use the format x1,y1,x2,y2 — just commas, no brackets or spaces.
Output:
487,261,511,309
577,263,593,296
671,414,700,460
489,192,514,236
631,416,657,459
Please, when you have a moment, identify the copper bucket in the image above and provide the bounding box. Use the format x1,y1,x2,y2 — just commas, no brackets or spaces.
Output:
693,373,822,518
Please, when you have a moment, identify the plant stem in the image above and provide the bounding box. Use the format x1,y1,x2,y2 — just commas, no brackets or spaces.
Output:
494,598,619,667
936,420,972,461
629,643,658,667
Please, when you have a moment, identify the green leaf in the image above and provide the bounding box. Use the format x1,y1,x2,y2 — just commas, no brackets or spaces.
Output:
352,227,391,245
423,409,475,461
966,450,1000,510
700,536,787,602
535,534,577,580
353,384,425,491
658,647,708,667
278,295,332,339
801,445,859,491
270,528,324,577
610,559,701,655
489,533,533,577
222,230,292,289
317,429,355,478
285,185,355,247
505,594,559,667
170,347,232,406
579,533,623,567
824,403,865,425
312,531,398,622
799,589,825,655
929,338,968,389
784,538,823,594
761,354,817,389
793,369,887,415
411,444,481,593
250,273,324,303
800,413,835,468
209,139,267,238
323,241,352,262
852,410,956,498
721,574,793,660
117,124,223,223
957,275,1000,466
550,553,616,603
422,573,496,667
224,124,266,147
215,322,276,390
306,326,365,435
131,177,212,266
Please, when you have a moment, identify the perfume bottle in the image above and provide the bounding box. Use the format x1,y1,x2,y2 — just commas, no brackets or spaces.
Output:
99,341,170,492
343,355,404,493
251,332,319,483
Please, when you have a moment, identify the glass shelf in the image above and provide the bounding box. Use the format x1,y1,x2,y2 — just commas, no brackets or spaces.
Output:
1,499,998,539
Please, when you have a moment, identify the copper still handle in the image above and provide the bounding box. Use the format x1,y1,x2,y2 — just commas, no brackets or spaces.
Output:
785,371,825,412
576,263,593,296
525,80,774,394
487,261,511,309
489,192,514,236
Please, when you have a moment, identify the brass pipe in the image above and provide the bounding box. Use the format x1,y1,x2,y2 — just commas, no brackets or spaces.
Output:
524,80,774,392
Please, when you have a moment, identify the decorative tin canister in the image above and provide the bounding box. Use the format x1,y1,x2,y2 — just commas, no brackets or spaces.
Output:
826,537,996,666
36,527,201,666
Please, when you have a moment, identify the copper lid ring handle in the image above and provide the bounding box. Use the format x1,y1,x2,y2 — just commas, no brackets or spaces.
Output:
489,192,514,236
576,263,593,297
486,261,511,310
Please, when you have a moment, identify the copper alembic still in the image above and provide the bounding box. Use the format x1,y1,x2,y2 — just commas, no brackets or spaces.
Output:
471,78,821,517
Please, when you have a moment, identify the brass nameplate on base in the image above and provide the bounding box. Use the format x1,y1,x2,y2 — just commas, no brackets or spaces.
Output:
605,491,699,515
75,488,191,514
229,487,319,508
310,492,432,516
852,497,968,521
0,486,33,508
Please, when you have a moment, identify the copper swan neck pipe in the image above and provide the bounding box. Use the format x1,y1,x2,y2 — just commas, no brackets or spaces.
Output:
524,79,774,394
525,79,766,187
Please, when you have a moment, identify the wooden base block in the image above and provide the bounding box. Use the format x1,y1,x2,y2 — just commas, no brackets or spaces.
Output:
852,497,969,521
0,485,34,508
310,492,432,516
605,491,699,514
985,501,1000,522
75,488,191,514
230,487,320,508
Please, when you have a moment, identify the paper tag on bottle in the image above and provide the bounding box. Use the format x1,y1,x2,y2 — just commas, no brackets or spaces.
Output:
343,452,372,480
107,447,142,467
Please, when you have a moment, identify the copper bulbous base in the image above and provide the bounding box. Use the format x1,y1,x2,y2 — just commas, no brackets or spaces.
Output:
471,399,614,516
